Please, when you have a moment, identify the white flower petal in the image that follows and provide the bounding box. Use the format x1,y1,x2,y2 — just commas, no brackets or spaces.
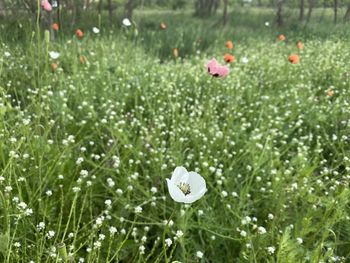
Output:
166,167,207,204
171,166,188,183
166,179,185,202
49,51,60,59
187,172,206,193
183,188,206,203
122,18,132,27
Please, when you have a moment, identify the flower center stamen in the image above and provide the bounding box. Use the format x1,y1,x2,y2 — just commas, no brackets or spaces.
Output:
178,182,191,195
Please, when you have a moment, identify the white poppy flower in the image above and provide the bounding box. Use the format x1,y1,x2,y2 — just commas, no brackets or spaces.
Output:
49,51,60,59
241,57,249,64
122,18,132,27
265,21,270,27
92,27,100,34
166,167,207,204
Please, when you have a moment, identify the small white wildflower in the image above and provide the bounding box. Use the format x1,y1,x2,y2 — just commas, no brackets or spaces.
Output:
196,251,204,258
25,208,33,216
49,51,60,59
18,202,27,210
93,241,101,249
109,226,118,236
267,246,275,255
134,206,143,213
76,157,84,165
13,242,21,248
139,245,145,254
165,238,172,247
46,230,55,239
37,222,45,231
241,216,252,225
257,226,267,234
5,186,12,192
72,187,81,193
176,230,184,238
105,199,112,208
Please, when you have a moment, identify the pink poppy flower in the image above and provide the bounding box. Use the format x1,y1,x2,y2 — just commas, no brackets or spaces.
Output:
41,0,52,12
207,58,230,77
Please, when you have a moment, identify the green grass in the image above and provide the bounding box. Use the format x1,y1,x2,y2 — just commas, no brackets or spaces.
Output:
1,7,350,262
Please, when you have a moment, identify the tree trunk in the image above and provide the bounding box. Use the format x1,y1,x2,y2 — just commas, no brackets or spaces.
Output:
223,0,228,25
299,0,304,21
85,0,91,10
195,0,219,17
57,0,61,29
98,0,103,14
306,0,315,22
126,0,133,20
344,4,350,22
334,0,338,24
276,0,285,27
0,0,5,17
108,0,113,25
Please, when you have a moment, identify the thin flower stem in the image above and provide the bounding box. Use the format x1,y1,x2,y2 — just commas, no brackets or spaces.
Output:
168,242,178,261
61,194,78,242
144,239,160,262
162,207,176,263
108,219,136,262
105,237,113,262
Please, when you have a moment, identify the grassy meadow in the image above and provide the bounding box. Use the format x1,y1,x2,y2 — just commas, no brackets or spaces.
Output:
1,6,350,262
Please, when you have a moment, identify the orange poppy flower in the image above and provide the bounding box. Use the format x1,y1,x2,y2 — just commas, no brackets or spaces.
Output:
297,41,303,50
76,29,84,38
79,55,86,64
52,23,59,31
278,34,285,41
224,53,235,63
173,48,179,58
51,62,58,72
226,40,233,49
160,23,167,30
288,54,299,64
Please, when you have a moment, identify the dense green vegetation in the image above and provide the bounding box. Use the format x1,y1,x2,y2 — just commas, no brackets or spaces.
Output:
1,6,350,262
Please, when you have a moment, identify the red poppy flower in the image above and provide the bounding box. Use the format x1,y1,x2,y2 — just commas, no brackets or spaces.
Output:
278,34,285,41
76,29,84,38
224,53,235,63
52,23,59,31
226,40,233,49
288,54,299,64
